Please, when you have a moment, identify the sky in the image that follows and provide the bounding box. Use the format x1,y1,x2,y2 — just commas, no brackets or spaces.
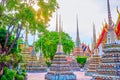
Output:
28,0,120,48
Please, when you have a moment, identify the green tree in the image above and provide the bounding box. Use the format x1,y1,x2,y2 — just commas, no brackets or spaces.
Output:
0,0,58,33
35,31,74,61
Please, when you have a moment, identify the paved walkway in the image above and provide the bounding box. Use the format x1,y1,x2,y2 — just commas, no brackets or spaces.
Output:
74,72,92,80
27,72,92,80
27,73,46,80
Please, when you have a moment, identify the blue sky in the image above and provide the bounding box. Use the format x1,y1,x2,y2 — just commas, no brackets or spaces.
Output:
28,0,120,48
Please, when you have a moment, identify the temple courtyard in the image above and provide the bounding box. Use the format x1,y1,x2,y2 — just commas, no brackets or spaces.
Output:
27,72,92,80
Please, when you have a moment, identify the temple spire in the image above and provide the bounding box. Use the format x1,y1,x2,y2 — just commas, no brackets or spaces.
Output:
106,0,117,44
76,15,81,47
59,15,62,44
56,13,58,32
117,6,120,14
31,33,36,57
25,31,28,42
56,15,63,53
92,23,99,55
61,21,63,32
93,23,96,48
24,29,29,48
107,0,112,29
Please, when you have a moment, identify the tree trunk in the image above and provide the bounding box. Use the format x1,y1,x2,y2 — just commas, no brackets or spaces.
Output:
7,23,22,54
0,68,3,76
0,63,4,76
4,18,16,49
0,12,2,17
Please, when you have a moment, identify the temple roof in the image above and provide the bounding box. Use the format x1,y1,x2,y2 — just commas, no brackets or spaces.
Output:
73,43,91,56
96,0,120,48
96,23,108,48
96,13,120,48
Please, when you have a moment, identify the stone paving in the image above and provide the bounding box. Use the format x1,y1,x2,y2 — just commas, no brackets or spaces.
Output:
74,72,92,80
27,72,92,80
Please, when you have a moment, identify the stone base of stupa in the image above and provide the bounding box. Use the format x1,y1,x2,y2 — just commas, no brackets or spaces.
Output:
45,72,76,80
85,71,96,76
92,74,120,80
69,60,80,71
45,52,76,80
26,61,47,73
27,67,47,73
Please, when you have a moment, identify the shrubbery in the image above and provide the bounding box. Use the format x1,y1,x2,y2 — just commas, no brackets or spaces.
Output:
5,69,16,80
0,67,26,80
1,75,7,80
15,74,24,80
1,67,16,80
46,61,51,67
76,56,87,67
